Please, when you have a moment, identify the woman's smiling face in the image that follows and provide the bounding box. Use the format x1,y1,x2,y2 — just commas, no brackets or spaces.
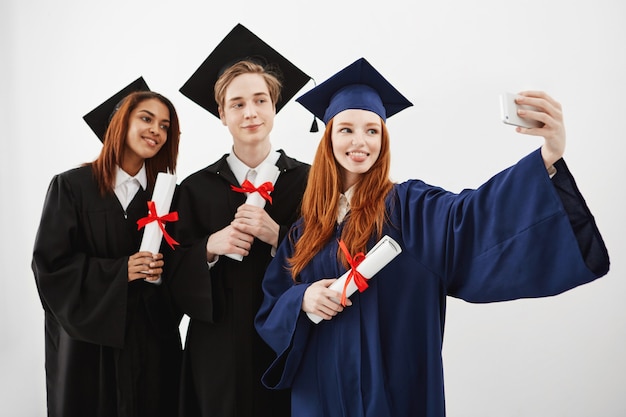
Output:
331,108,382,190
123,98,170,169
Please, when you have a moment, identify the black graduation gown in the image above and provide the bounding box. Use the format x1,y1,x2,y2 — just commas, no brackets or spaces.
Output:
32,165,182,417
168,150,310,417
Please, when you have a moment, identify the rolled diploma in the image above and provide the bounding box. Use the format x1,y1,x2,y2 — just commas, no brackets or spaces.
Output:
307,235,402,324
225,163,280,261
139,172,177,284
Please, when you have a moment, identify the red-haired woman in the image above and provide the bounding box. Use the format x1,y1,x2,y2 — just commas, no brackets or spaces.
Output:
255,58,610,417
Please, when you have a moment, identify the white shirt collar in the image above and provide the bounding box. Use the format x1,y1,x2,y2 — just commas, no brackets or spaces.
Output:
114,165,148,210
115,164,147,190
337,185,356,224
226,148,280,186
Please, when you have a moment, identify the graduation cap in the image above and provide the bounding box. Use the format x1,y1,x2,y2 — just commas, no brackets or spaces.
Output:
83,76,150,142
179,23,311,119
296,57,413,125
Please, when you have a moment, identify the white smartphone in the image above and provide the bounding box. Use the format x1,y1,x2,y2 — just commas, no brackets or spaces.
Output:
499,92,543,129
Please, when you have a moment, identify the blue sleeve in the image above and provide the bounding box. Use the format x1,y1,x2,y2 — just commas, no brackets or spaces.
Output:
395,149,609,302
254,227,312,389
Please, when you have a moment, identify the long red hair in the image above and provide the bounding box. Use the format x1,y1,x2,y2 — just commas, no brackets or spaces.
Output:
288,118,394,280
89,91,180,195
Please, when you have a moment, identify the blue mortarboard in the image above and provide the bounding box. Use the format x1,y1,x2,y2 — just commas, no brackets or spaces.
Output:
179,23,311,119
296,58,413,125
83,76,150,142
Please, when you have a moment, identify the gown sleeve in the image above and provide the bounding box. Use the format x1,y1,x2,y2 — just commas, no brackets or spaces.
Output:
254,228,312,389
550,157,609,276
166,179,222,324
32,174,128,348
395,148,609,302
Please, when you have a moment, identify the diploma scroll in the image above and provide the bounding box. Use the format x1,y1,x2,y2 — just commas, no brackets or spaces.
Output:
226,163,280,261
139,172,177,253
307,235,402,324
138,172,177,285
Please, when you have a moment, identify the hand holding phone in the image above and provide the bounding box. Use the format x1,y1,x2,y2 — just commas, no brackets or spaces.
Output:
499,92,543,129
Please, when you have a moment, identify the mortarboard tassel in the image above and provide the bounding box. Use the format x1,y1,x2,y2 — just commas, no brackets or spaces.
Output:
309,116,319,132
307,77,319,132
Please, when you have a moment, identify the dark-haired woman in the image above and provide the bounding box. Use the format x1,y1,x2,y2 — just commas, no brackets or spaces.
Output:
32,90,182,417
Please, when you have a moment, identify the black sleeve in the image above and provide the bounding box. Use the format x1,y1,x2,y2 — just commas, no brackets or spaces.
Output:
551,158,610,276
31,174,128,348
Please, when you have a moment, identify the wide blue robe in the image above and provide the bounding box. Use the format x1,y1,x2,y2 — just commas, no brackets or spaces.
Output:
254,150,609,417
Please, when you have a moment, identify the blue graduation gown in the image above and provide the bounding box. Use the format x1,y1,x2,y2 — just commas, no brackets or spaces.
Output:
254,150,609,417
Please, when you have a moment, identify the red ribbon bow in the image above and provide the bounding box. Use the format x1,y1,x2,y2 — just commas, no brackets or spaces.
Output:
338,239,368,307
136,201,180,250
230,179,274,204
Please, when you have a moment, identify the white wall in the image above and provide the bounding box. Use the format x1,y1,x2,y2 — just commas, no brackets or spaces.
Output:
2,1,624,415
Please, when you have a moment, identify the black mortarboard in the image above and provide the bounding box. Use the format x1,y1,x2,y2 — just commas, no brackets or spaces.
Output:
83,76,150,142
296,58,413,124
179,23,311,118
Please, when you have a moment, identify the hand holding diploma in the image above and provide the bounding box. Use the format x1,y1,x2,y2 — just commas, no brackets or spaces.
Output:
227,163,280,261
127,251,164,283
306,235,402,324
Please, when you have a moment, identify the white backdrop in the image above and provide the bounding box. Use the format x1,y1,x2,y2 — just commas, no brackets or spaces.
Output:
2,1,625,416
